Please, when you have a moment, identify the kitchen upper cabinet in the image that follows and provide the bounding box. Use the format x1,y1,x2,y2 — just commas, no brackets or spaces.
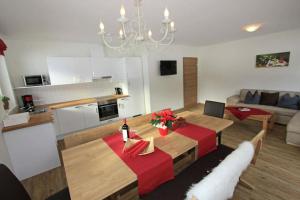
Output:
47,57,128,86
91,58,126,82
111,60,126,82
121,57,146,118
91,58,112,78
47,57,92,85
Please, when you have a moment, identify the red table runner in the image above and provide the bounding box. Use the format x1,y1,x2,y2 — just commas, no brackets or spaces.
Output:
103,132,174,195
174,123,217,157
226,106,271,120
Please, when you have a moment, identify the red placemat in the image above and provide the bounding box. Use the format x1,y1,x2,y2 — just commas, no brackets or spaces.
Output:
226,106,271,120
103,132,174,195
174,123,217,157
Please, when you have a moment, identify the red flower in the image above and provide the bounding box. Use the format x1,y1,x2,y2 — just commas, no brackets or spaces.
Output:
151,109,177,128
151,112,157,120
163,109,173,116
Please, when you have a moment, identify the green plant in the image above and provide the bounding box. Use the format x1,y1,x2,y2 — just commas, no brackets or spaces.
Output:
1,95,10,102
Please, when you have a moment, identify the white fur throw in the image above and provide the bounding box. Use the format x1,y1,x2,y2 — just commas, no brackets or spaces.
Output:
185,142,254,200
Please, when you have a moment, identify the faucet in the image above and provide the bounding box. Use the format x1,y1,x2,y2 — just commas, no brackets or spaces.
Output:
19,106,35,112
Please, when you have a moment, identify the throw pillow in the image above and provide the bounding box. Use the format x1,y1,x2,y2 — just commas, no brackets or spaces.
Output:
278,93,300,110
260,92,279,106
244,90,260,104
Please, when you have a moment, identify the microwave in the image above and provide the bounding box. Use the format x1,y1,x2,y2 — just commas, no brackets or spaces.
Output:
23,75,50,86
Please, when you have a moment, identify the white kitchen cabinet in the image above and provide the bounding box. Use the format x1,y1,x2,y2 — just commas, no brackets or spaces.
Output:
55,105,86,135
123,57,146,117
82,103,100,128
117,98,127,119
54,103,100,136
91,58,113,78
3,123,61,180
47,57,92,85
111,61,127,82
91,58,126,82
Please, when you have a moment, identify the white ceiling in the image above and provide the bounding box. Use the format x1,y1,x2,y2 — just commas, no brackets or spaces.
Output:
0,0,300,46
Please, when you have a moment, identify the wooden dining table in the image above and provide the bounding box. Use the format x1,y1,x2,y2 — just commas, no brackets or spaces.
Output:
62,111,233,200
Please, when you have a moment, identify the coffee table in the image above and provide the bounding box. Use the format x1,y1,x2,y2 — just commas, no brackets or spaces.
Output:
224,107,275,135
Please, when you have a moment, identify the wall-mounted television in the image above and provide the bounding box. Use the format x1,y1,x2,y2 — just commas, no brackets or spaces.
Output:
160,60,177,76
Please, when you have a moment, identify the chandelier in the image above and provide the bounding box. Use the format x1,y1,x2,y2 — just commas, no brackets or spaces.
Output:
98,0,176,51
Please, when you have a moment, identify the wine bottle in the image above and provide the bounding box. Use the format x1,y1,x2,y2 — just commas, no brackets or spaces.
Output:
121,118,130,142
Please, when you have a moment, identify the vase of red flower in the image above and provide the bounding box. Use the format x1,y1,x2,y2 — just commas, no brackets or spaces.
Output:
150,109,176,136
158,128,168,136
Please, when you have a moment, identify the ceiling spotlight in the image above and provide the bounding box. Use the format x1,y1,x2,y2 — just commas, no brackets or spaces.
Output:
243,23,262,32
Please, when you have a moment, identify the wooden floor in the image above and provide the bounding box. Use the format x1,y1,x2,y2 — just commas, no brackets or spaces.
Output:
22,104,300,200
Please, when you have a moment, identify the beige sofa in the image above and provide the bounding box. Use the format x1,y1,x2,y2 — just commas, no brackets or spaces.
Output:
227,89,300,146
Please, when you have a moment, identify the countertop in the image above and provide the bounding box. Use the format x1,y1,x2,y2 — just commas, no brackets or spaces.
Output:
48,95,128,110
2,94,129,133
2,112,53,132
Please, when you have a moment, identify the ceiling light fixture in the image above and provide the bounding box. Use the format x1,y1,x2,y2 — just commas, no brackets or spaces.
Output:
243,23,262,32
98,0,176,51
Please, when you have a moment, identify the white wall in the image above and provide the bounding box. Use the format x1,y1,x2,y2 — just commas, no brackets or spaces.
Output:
14,80,121,106
3,39,125,106
147,45,199,112
5,39,104,88
105,45,199,112
198,29,300,103
6,29,300,112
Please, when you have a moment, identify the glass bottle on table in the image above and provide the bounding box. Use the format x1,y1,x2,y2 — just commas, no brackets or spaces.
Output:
121,118,130,142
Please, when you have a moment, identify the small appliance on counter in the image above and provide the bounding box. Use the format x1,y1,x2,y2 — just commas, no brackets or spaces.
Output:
21,95,35,112
115,87,123,95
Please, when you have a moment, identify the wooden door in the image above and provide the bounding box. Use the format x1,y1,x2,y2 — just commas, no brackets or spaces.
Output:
183,57,198,108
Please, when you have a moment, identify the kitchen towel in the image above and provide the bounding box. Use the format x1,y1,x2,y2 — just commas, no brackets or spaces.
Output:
123,140,150,158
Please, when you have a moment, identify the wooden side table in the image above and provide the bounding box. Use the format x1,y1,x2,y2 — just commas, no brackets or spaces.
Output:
224,109,275,136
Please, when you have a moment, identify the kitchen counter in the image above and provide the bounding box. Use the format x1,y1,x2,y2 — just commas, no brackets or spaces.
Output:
2,95,129,133
48,95,129,110
2,112,53,132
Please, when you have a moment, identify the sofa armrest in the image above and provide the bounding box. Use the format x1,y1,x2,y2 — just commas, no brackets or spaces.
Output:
226,95,240,105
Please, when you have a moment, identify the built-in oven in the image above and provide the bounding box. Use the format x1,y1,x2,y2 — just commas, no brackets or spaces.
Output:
98,100,119,121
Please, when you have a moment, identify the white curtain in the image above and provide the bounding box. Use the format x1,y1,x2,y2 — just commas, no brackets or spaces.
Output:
0,87,4,121
0,55,16,113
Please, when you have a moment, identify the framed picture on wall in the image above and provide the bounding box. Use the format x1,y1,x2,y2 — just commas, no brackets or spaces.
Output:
256,52,290,68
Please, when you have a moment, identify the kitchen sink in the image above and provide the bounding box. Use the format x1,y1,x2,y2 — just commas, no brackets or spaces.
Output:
3,112,30,127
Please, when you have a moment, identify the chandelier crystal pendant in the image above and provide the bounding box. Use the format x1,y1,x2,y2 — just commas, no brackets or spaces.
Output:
98,0,176,51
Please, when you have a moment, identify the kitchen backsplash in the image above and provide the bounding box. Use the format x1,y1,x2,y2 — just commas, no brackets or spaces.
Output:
14,80,124,106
